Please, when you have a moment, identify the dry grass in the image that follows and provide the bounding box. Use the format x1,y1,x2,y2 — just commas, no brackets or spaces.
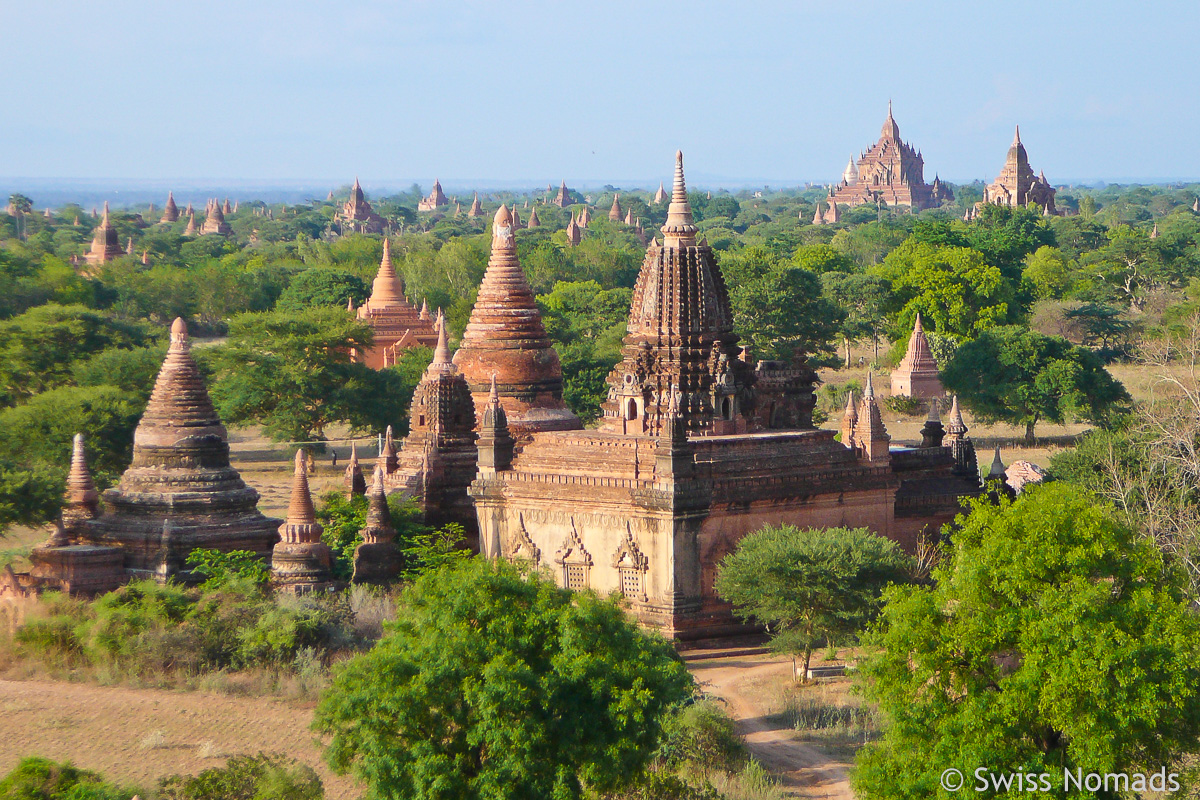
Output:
0,678,360,799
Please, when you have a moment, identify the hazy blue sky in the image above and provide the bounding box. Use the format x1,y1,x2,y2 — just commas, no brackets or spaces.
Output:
3,0,1198,187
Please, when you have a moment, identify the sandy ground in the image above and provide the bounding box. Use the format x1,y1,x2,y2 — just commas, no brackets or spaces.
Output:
0,679,361,799
688,653,853,800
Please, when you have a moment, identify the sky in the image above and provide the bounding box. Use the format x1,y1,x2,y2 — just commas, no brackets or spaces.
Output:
2,0,1199,190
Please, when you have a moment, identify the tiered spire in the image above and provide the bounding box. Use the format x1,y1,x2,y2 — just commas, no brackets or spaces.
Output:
379,424,399,473
840,390,858,448
351,464,401,585
945,395,979,482
526,205,540,228
61,434,100,537
920,399,945,448
477,374,515,475
852,374,890,461
553,180,571,208
160,192,179,223
609,193,622,222
653,182,668,204
182,211,196,236
271,450,333,591
565,214,582,245
368,238,404,305
355,238,439,367
88,318,279,574
469,193,483,217
345,442,366,497
452,205,579,432
890,312,943,398
600,151,748,435
85,202,123,265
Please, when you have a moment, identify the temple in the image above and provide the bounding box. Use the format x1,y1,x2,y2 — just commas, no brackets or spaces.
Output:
85,202,124,265
337,178,386,233
982,126,1057,213
829,103,953,211
811,192,841,225
160,192,179,223
890,313,943,398
352,238,439,368
469,152,983,641
201,199,232,235
418,180,450,211
468,193,483,218
609,194,622,222
384,313,480,546
553,180,572,208
452,206,582,434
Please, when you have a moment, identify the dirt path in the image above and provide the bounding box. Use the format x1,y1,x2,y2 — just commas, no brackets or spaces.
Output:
687,654,853,800
0,679,361,799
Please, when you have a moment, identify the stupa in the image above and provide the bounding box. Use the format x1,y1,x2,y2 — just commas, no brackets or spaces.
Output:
344,443,366,498
982,126,1056,213
353,238,439,368
565,214,582,245
352,465,401,585
85,202,123,265
468,193,483,217
386,313,479,545
609,193,622,222
452,205,582,434
200,199,232,235
470,151,983,640
890,313,943,398
829,102,952,210
182,212,196,237
337,178,386,233
418,179,450,211
160,192,179,223
653,182,668,204
526,205,541,228
271,451,334,592
86,318,280,579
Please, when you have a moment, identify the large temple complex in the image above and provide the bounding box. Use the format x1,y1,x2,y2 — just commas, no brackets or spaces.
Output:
981,126,1057,213
829,103,953,211
3,151,1000,643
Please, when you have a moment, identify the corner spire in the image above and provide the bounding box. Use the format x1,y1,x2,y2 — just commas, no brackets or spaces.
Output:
1013,124,1021,146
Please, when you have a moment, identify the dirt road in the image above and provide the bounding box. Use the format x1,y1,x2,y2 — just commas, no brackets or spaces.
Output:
687,654,853,800
0,679,360,799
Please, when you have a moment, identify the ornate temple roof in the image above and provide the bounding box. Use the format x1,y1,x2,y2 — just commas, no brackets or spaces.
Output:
896,313,939,375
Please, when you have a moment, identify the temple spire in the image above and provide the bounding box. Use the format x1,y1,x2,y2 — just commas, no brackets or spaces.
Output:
284,450,318,529
1013,124,1021,146
428,310,452,375
62,433,100,536
345,441,366,497
661,150,698,246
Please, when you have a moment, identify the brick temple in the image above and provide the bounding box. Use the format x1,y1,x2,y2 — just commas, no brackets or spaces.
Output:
337,177,387,233
829,103,953,211
352,238,439,368
982,126,1056,213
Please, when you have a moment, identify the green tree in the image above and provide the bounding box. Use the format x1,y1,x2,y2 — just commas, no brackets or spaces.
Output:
0,304,156,406
313,558,693,800
942,325,1130,443
1021,245,1073,300
0,757,138,800
820,272,891,366
0,460,62,534
537,281,630,423
275,267,370,312
874,240,1012,341
209,308,410,443
853,485,1200,800
722,247,844,362
715,525,911,681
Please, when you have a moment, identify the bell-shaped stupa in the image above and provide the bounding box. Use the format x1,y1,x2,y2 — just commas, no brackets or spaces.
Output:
87,318,280,578
271,450,334,591
452,205,581,434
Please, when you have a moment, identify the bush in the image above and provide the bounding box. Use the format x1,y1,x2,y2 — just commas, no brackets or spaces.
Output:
0,757,139,800
882,394,925,416
158,753,323,800
656,700,746,775
186,548,271,589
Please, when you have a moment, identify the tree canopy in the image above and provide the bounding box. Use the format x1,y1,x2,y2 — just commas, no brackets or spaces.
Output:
313,558,693,800
942,325,1130,442
853,484,1200,800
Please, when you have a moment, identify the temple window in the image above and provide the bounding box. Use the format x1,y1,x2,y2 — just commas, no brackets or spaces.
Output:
620,567,642,599
565,563,588,590
721,397,733,420
626,398,638,420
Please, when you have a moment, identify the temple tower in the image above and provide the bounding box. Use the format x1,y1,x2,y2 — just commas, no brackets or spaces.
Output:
599,151,755,436
62,434,100,538
983,126,1056,213
418,179,450,211
388,313,480,546
452,205,581,433
468,193,483,217
653,182,668,204
920,399,945,448
85,202,123,265
87,318,280,578
890,313,943,398
201,199,232,235
609,193,622,222
565,214,582,245
352,465,401,585
271,450,334,592
852,374,891,462
840,390,858,448
160,192,180,223
337,177,385,233
354,238,439,368
829,103,950,210
553,180,571,208
944,395,979,481
526,205,541,228
344,443,366,498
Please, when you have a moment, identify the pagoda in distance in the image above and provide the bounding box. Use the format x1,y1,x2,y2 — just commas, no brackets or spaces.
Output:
828,102,953,211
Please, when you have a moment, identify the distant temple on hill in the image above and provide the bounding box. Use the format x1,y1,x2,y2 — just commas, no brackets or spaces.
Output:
418,180,450,211
351,238,439,368
337,177,387,233
981,126,1056,214
829,103,953,211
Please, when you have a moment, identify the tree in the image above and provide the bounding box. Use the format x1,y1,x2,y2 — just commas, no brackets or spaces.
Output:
942,325,1130,443
722,246,844,362
0,304,156,406
537,281,630,423
275,267,370,312
853,485,1200,800
313,558,693,800
1021,245,1073,300
715,525,911,681
0,757,138,800
820,272,891,366
874,240,1012,341
209,308,411,443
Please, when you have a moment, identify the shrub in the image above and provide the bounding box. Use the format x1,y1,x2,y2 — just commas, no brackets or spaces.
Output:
185,549,271,589
158,753,323,800
882,394,925,416
0,757,139,800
